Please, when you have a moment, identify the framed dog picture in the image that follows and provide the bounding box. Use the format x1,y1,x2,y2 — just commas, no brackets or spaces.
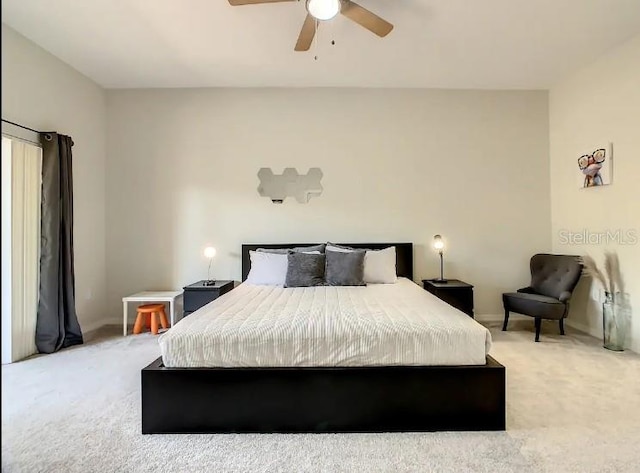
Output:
577,143,612,188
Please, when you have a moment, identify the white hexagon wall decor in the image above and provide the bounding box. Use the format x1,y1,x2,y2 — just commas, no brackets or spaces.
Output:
257,167,323,203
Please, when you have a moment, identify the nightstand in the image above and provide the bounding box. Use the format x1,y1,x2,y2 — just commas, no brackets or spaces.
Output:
422,279,474,318
183,280,234,317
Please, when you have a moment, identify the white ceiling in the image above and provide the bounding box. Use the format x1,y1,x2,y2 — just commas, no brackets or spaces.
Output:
2,0,640,89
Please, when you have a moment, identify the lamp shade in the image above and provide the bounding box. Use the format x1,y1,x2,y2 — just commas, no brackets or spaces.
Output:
306,0,341,21
204,246,217,259
433,235,444,251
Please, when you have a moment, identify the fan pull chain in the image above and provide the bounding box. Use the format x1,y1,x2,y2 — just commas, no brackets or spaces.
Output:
329,16,335,47
314,18,319,60
313,19,336,61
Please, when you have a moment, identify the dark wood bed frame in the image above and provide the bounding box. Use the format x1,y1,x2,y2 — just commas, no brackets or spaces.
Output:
142,243,506,434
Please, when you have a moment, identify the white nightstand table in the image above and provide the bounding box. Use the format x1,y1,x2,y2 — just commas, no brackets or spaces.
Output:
122,291,183,336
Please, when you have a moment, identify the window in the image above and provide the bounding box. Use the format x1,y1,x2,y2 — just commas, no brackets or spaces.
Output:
1,133,42,363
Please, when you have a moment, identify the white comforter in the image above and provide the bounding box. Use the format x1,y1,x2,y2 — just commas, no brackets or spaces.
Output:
159,278,492,368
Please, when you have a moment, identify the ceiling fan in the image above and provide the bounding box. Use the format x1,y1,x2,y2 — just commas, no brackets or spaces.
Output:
228,0,394,51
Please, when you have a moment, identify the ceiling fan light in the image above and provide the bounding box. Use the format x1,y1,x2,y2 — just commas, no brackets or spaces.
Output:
306,0,341,21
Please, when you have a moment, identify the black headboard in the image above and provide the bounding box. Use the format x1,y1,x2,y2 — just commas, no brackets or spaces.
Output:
241,243,413,282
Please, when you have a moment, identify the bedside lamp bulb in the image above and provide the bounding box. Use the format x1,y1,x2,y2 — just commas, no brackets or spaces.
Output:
203,246,216,286
433,235,444,251
432,235,447,283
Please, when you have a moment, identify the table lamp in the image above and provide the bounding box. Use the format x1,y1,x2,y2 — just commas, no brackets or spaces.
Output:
433,235,448,283
203,246,217,286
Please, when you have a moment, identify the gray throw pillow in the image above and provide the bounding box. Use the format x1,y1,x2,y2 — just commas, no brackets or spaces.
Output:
285,252,326,287
258,244,326,254
325,249,366,286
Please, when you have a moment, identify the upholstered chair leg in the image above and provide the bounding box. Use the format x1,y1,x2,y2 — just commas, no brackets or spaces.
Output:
502,310,509,331
559,318,565,335
534,317,542,342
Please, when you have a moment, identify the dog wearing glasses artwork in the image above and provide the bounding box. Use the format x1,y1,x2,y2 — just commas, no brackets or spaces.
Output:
578,147,610,188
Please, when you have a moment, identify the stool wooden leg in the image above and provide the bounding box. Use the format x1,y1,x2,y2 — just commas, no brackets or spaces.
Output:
133,312,145,334
150,312,159,335
159,308,169,329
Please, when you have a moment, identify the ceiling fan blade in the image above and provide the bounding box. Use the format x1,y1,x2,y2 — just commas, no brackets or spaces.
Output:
295,14,317,52
340,1,393,37
228,0,296,5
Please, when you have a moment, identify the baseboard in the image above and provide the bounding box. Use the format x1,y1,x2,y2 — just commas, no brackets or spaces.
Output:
534,318,639,353
565,319,595,337
475,313,529,323
81,319,109,335
85,314,638,353
81,317,122,336
480,314,599,337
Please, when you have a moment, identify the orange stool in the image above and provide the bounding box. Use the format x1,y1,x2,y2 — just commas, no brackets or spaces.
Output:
133,303,169,335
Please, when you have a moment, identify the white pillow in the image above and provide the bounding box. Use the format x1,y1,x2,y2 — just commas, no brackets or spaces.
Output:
326,244,352,253
245,251,288,286
326,244,397,284
363,246,397,284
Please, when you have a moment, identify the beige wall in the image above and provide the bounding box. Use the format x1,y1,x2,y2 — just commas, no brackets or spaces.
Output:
1,25,107,332
4,22,637,351
106,88,551,321
550,34,640,352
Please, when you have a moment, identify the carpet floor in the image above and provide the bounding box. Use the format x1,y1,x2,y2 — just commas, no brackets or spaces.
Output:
2,320,640,473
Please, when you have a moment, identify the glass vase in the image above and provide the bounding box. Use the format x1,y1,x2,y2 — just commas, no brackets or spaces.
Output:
602,292,631,351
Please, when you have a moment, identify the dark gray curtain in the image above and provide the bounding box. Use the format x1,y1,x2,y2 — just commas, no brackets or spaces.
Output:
36,133,83,353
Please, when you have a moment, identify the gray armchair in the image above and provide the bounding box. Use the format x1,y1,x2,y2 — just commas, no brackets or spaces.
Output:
502,254,582,342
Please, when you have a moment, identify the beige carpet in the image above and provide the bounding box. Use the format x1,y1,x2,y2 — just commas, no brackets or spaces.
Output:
2,320,639,473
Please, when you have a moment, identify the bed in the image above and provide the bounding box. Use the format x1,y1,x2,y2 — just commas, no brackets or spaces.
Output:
142,243,505,433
